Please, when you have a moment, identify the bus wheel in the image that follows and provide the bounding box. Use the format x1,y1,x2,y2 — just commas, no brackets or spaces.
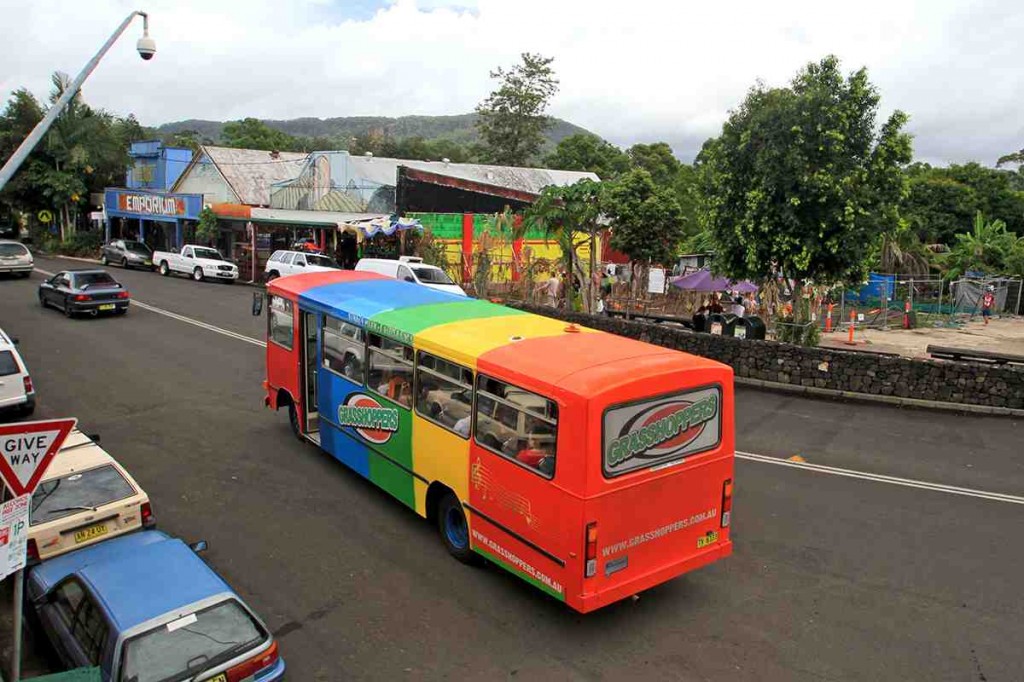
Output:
288,404,304,441
438,492,475,564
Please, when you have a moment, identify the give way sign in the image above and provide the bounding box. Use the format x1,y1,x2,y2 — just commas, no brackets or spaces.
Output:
0,418,77,496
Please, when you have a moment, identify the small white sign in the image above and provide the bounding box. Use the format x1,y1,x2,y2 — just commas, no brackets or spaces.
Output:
647,268,666,295
0,494,31,580
166,613,199,632
857,313,865,322
710,322,723,335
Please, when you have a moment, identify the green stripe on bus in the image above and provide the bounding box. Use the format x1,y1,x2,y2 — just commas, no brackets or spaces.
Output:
473,546,566,601
370,300,524,335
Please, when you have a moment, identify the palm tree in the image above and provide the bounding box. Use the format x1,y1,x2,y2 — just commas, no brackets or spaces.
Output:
878,224,932,276
945,211,1017,280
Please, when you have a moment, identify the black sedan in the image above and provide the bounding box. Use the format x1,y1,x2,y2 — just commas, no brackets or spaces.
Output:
38,269,130,318
100,238,153,269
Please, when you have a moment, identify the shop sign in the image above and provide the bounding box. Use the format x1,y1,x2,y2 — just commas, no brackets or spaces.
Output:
105,189,202,220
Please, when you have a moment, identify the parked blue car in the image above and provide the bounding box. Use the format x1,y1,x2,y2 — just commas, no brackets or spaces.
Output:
27,530,285,682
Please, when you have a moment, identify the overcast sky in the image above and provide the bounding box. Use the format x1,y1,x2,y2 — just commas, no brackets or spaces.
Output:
2,0,1022,165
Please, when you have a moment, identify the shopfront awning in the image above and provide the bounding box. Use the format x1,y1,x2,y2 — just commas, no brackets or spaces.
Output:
210,204,421,240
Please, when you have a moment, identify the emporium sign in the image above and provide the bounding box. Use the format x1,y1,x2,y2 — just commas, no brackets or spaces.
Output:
118,193,186,216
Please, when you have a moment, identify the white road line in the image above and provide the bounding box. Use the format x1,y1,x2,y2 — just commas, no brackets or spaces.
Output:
34,267,266,348
34,267,1023,507
737,450,1024,506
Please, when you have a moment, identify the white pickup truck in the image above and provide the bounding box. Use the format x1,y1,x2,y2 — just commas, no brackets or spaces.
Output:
152,245,239,283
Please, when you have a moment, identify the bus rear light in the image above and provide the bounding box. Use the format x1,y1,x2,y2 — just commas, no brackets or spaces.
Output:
585,522,598,578
226,640,278,681
721,479,733,528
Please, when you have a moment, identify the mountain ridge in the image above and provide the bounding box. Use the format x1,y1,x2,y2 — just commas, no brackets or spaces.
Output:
154,113,594,149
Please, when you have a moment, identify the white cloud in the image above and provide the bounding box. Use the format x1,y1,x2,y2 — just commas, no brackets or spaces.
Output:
1,0,1022,165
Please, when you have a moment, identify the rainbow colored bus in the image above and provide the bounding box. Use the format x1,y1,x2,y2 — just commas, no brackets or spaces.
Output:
261,270,734,612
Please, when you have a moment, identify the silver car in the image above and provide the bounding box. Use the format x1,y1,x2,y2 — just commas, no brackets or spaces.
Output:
101,239,153,269
0,240,33,278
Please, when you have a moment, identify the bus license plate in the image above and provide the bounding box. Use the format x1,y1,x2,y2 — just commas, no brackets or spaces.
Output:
697,531,718,549
99,304,116,311
75,524,109,544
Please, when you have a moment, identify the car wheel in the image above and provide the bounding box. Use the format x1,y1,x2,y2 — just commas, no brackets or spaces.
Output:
121,257,128,269
63,301,75,318
20,271,30,279
288,404,304,441
342,357,360,381
266,271,279,283
159,261,169,276
192,267,204,282
21,402,35,417
100,254,108,265
38,292,47,308
437,492,477,564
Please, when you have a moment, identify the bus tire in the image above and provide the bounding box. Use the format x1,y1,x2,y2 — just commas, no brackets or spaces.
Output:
437,492,476,564
288,404,304,441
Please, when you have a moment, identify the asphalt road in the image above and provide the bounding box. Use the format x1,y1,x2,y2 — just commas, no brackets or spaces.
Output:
2,255,1021,681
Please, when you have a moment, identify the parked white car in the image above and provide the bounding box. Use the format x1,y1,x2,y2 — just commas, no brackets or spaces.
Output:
0,326,34,416
0,240,33,278
264,250,340,281
152,244,238,283
355,256,466,296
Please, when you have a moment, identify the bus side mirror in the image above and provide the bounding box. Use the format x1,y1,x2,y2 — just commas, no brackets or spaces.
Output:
252,291,264,317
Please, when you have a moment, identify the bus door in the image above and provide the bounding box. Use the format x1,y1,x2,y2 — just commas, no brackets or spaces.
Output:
301,310,320,439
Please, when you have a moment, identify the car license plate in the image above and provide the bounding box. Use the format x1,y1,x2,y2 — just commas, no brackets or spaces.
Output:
143,260,152,266
99,304,116,310
205,675,227,682
74,524,109,544
696,531,719,549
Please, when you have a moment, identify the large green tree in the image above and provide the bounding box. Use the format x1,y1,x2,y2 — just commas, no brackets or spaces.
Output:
475,53,559,166
698,56,912,298
626,142,680,187
543,133,629,179
604,169,685,301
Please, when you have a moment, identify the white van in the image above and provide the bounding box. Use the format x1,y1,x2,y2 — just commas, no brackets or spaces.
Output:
0,326,34,416
355,256,466,296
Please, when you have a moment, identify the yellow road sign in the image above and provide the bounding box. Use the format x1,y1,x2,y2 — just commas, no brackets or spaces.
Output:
37,210,53,224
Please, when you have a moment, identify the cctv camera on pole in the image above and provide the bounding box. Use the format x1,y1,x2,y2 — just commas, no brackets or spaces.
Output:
0,11,155,193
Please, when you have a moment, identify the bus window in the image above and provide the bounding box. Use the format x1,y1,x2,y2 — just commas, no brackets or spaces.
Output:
268,296,294,350
474,375,558,478
368,335,414,409
415,352,473,437
323,315,365,383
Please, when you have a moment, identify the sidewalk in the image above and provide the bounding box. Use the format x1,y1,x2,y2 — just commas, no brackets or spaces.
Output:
0,576,56,679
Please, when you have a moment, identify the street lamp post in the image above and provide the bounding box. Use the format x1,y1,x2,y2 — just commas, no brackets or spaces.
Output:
0,10,155,193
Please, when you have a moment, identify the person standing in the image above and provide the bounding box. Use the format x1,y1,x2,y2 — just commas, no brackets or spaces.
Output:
981,286,995,325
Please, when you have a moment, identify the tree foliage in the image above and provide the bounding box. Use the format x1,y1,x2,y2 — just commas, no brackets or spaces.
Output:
544,133,629,180
475,53,559,166
605,169,685,267
944,211,1020,280
698,55,913,291
221,117,303,152
626,142,681,187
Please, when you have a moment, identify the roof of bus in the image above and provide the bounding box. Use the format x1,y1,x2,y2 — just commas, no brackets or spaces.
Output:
268,271,724,394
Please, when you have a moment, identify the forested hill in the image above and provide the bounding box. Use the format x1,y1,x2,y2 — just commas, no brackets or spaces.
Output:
155,113,593,148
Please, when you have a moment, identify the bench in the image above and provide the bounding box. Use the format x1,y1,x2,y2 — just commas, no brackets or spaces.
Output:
926,345,1024,366
605,308,693,327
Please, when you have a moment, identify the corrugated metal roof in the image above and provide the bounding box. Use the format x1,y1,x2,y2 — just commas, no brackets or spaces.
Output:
201,146,308,206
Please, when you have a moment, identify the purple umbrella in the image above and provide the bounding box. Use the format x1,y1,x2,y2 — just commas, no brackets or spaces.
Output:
670,269,758,293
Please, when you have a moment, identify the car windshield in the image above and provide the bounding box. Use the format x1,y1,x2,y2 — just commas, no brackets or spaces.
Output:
120,600,266,682
30,464,135,525
193,247,224,261
73,272,119,290
305,255,337,268
412,267,453,285
0,351,18,377
0,243,28,257
124,241,151,255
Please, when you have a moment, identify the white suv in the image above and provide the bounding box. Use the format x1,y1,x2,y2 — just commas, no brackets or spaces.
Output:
0,240,33,277
264,250,340,281
0,327,34,417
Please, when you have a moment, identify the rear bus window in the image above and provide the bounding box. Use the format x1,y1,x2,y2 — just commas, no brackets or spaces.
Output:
415,352,473,437
323,316,365,382
474,376,558,478
367,335,414,409
268,296,294,349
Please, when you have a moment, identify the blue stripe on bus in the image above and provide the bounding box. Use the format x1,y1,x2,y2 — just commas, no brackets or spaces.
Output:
297,280,462,323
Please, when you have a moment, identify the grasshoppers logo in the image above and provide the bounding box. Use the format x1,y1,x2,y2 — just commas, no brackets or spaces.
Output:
338,393,399,444
604,387,721,477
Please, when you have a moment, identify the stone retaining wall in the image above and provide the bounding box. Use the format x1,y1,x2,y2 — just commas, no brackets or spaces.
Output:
511,303,1024,409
